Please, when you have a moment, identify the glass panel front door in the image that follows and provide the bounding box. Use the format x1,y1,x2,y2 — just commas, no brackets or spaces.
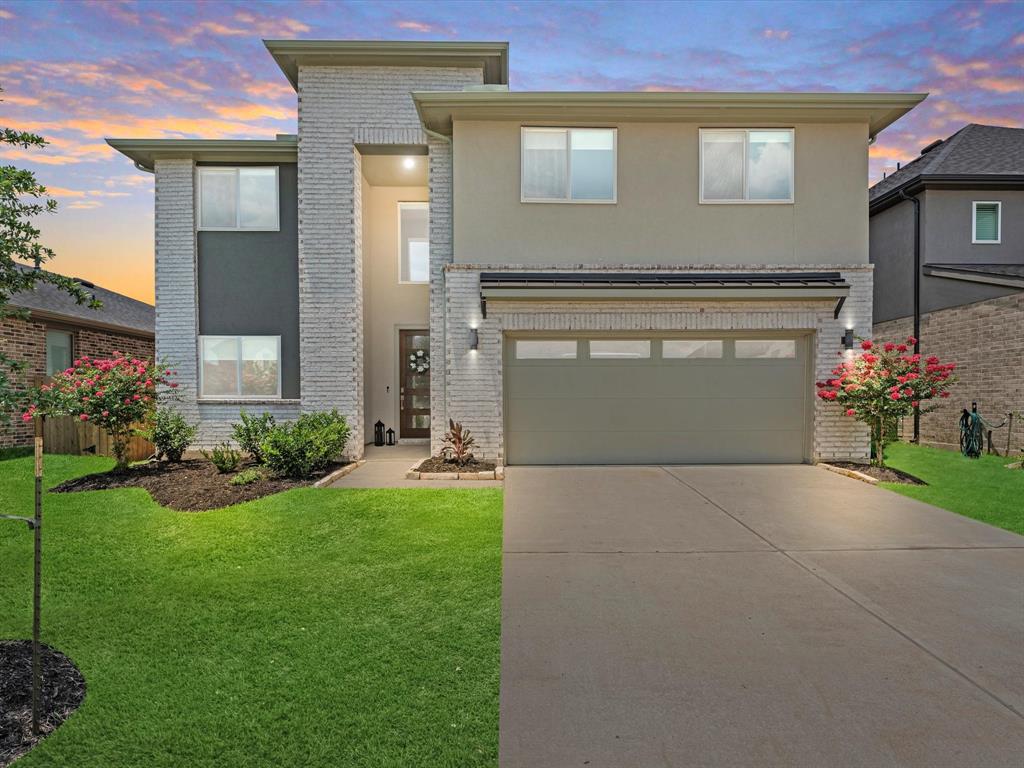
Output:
400,330,431,438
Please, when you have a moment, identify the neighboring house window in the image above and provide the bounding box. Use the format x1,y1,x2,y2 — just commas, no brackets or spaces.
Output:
700,129,794,203
521,127,617,203
45,329,73,376
398,202,429,283
972,201,1001,244
197,167,279,230
199,336,281,398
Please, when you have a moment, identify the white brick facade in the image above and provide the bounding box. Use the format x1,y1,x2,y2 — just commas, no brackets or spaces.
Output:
296,65,481,459
153,159,308,446
438,265,873,463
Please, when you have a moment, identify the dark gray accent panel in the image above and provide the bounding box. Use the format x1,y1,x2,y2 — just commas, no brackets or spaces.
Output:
870,190,1021,323
198,163,300,399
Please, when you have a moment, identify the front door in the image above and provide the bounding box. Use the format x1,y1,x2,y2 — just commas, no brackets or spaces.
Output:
399,330,431,438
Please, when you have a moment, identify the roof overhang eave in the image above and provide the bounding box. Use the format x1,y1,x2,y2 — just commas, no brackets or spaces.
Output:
264,39,510,91
870,174,1024,214
105,138,298,172
412,91,927,137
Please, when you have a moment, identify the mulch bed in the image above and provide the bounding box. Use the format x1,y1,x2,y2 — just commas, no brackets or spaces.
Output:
416,456,497,473
51,459,346,511
830,462,926,485
0,641,86,768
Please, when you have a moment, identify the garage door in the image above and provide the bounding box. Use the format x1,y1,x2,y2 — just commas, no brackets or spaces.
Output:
504,335,810,465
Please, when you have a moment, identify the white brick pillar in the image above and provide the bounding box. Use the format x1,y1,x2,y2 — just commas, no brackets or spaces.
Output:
296,68,364,459
153,158,199,425
428,136,453,456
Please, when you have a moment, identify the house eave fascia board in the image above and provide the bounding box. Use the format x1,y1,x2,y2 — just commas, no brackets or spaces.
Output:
412,90,927,136
11,306,155,339
869,174,1024,215
263,39,510,90
105,138,298,172
922,266,1024,290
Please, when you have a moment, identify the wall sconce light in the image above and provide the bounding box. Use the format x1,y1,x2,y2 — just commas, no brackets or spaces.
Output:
469,328,479,351
841,328,855,350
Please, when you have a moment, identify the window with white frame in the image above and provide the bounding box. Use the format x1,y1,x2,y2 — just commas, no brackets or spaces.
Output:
45,329,73,376
398,202,429,283
972,201,1001,243
521,127,616,202
197,167,279,230
200,336,281,398
700,129,794,203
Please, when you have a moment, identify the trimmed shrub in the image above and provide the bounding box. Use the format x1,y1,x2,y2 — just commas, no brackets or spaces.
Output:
202,442,241,474
231,410,276,463
261,410,350,479
147,407,197,462
230,467,264,486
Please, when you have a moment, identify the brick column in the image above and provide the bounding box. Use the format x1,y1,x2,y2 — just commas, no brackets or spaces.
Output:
153,158,199,426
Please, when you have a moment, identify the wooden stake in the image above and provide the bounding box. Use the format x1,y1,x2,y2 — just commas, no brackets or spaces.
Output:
32,415,43,736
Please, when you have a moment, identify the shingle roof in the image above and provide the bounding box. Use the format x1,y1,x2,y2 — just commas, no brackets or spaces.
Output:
869,124,1024,201
9,268,154,336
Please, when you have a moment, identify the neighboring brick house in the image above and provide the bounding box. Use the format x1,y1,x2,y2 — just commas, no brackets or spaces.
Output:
1,273,155,447
869,124,1024,449
107,39,926,465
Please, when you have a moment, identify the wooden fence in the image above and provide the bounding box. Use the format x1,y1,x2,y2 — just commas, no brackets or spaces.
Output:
43,416,155,462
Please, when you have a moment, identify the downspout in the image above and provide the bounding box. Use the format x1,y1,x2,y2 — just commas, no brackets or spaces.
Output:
898,189,921,443
422,126,453,450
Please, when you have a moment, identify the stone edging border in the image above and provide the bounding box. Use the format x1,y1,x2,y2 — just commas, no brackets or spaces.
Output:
313,460,366,488
817,462,878,485
405,460,505,481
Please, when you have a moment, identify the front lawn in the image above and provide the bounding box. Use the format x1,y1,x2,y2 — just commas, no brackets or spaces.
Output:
881,442,1024,535
0,454,502,767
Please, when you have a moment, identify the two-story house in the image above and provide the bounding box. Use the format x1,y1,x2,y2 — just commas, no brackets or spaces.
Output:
108,40,923,465
869,124,1023,448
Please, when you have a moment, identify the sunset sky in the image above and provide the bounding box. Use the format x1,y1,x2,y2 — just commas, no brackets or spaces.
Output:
1,0,1021,304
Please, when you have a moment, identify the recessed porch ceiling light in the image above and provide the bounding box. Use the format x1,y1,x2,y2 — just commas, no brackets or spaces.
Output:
402,157,416,170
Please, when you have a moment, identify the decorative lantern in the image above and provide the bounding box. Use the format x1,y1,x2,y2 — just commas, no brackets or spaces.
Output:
374,420,385,447
386,427,396,446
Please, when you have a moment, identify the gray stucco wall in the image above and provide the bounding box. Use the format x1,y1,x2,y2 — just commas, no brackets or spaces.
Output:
870,189,1022,323
197,162,300,399
453,121,870,267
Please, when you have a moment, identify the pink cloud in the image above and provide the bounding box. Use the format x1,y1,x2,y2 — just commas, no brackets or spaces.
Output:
976,76,1024,93
395,20,437,33
930,54,990,77
762,28,791,41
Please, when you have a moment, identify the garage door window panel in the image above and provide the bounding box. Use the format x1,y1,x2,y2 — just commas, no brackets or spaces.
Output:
514,339,579,360
588,339,651,359
662,339,724,359
735,339,798,359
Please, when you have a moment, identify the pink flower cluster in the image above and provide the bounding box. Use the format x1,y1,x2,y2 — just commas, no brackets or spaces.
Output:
815,336,957,422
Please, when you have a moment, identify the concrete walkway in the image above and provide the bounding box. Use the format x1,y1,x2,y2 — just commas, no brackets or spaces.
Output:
501,465,1024,767
328,443,502,488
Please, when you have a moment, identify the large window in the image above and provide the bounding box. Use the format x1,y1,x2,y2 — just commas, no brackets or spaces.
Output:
200,336,281,398
197,167,279,230
521,127,616,203
398,202,429,283
45,329,73,376
972,201,1001,244
700,129,794,203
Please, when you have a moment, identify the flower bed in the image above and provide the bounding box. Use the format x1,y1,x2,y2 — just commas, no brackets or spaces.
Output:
407,456,502,480
51,459,347,511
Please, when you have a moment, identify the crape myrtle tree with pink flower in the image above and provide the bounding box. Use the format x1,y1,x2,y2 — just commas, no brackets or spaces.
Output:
23,352,179,471
816,336,957,467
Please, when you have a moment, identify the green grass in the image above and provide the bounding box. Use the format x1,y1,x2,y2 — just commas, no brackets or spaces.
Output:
0,454,502,767
881,442,1024,535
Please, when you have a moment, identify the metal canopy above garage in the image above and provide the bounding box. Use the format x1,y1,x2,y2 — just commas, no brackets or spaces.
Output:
478,271,850,318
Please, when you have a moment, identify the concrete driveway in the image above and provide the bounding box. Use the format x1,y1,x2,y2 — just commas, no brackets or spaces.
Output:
501,465,1024,767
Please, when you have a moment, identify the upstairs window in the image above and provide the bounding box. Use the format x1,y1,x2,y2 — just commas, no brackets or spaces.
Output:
197,167,279,230
972,201,1001,244
46,329,73,376
521,127,616,203
398,202,429,283
700,129,794,203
